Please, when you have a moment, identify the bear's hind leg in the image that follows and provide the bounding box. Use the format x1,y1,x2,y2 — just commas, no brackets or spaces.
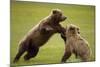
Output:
80,54,89,62
24,46,39,61
13,47,26,63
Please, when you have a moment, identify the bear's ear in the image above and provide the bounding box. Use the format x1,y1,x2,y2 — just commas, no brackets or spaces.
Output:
52,9,57,14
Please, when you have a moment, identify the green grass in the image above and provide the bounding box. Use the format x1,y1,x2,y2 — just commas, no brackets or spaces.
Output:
11,1,95,66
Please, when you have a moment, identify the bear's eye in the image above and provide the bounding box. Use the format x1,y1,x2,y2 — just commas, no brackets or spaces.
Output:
77,28,80,34
59,13,62,16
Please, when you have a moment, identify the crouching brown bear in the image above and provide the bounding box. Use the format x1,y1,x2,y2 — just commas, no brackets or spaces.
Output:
61,24,91,63
13,9,67,63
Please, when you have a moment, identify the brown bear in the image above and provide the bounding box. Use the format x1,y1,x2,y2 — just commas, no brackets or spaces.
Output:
61,24,91,63
13,9,67,63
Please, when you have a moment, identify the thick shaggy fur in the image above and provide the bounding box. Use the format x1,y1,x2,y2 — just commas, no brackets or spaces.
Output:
13,9,67,63
61,24,91,63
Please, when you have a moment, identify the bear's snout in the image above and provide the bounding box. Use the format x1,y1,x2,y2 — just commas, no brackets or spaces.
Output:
60,16,67,21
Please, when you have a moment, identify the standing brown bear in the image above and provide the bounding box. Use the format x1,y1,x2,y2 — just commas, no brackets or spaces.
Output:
13,9,67,63
61,24,91,63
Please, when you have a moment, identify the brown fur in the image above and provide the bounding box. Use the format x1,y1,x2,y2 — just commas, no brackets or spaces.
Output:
61,24,91,63
13,9,66,63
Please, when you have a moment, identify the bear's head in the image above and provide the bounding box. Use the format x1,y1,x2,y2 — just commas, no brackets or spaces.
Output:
67,24,80,35
51,9,67,23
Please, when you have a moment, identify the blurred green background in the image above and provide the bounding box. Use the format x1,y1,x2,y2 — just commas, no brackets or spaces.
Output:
11,1,95,66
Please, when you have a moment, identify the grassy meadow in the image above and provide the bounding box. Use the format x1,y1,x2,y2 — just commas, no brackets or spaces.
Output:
11,1,95,66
